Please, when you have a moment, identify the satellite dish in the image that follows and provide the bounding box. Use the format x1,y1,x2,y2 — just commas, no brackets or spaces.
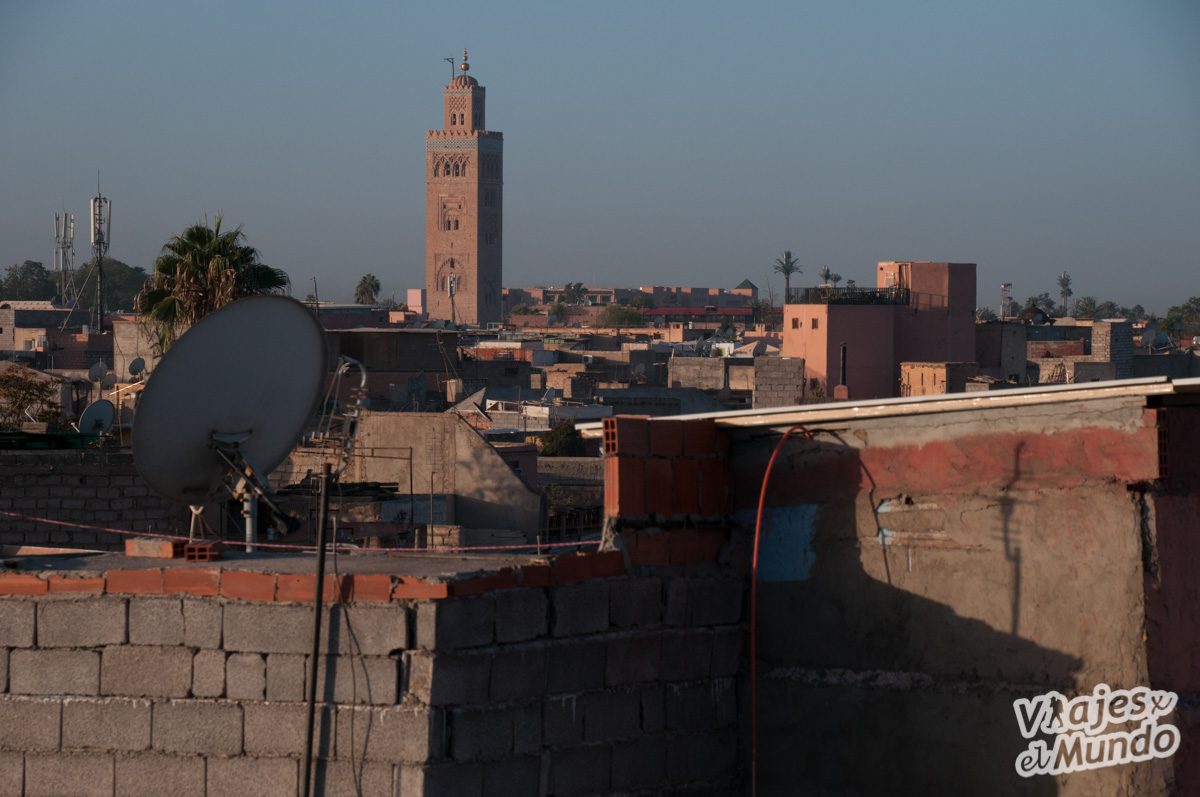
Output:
129,357,145,377
77,399,115,435
88,362,105,382
100,371,117,390
133,296,326,506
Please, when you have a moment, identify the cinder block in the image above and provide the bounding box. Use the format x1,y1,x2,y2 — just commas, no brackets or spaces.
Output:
37,598,126,647
641,685,665,732
206,757,297,797
0,648,7,692
665,678,736,731
605,632,662,685
490,644,547,701
483,756,540,797
24,752,113,797
266,652,305,701
100,646,191,698
182,599,222,648
336,705,445,763
152,700,242,756
417,596,494,651
664,580,689,627
404,650,491,706
583,688,641,743
114,753,205,797
494,588,547,643
398,762,484,797
688,578,743,626
661,629,713,681
310,759,394,797
549,744,611,796
450,707,514,762
191,649,225,698
551,582,609,637
310,654,399,705
612,735,666,790
0,696,61,750
710,627,743,677
244,702,333,758
665,729,737,784
0,601,34,647
546,639,606,694
10,649,100,696
225,652,266,700
329,603,409,655
543,695,584,747
63,697,151,752
0,751,21,796
128,598,184,645
223,603,311,654
609,579,661,632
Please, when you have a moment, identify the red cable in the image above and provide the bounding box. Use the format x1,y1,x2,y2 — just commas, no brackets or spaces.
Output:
750,424,812,796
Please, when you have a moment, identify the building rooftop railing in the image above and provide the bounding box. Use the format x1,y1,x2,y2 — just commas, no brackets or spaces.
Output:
789,285,911,305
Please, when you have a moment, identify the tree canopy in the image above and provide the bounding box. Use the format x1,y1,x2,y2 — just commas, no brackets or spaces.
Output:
599,305,644,328
0,261,57,301
773,251,801,300
135,215,289,353
0,365,60,430
355,273,381,305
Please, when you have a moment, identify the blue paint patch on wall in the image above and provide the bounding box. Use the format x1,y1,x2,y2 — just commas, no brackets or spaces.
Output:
734,504,819,582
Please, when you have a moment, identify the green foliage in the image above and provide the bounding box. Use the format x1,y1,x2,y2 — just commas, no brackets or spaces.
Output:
976,306,998,322
1057,271,1073,315
0,261,57,301
136,214,289,354
561,282,587,305
71,257,149,312
599,305,644,327
1023,293,1056,315
628,293,654,309
355,273,381,305
1164,296,1200,338
548,302,567,323
0,365,60,430
773,250,801,299
539,422,586,456
509,303,536,315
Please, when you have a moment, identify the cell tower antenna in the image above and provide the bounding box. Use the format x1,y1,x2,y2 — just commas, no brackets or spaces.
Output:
52,205,79,305
1000,282,1012,322
89,179,112,333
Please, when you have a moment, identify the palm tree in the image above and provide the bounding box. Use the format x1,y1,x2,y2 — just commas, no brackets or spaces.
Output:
1072,296,1098,320
773,251,801,302
817,265,832,286
355,273,381,305
561,282,587,305
1057,271,1073,316
135,214,289,353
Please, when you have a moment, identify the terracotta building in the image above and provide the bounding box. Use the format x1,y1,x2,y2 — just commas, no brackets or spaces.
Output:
425,50,503,326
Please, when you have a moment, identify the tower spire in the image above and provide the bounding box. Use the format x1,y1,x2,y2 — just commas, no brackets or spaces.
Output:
460,49,470,72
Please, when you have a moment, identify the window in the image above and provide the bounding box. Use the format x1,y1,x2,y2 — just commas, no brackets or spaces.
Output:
453,163,460,177
791,318,799,329
453,219,460,230
811,318,819,330
461,163,467,177
443,163,451,177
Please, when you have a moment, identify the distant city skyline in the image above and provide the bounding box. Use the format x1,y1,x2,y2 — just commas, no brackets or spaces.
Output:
1,1,1197,312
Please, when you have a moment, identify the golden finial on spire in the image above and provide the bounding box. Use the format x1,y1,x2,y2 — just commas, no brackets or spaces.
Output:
460,49,470,72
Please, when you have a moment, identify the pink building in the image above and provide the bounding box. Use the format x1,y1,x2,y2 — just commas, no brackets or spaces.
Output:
782,261,976,399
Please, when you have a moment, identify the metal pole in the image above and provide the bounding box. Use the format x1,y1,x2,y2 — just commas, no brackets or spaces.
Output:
839,343,847,387
243,493,258,553
301,463,332,797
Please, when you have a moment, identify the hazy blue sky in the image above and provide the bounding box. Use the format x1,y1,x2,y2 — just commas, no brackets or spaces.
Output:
2,1,1197,311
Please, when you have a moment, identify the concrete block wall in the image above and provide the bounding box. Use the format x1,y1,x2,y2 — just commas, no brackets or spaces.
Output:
0,452,186,550
0,541,745,795
1092,320,1134,378
751,356,805,409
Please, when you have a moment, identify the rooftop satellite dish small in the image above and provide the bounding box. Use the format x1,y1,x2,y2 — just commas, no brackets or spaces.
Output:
88,362,105,382
129,357,145,377
77,399,115,435
133,296,326,548
100,371,117,390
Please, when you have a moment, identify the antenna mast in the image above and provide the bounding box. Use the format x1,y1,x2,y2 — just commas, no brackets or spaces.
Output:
52,207,78,305
443,55,455,81
90,179,112,332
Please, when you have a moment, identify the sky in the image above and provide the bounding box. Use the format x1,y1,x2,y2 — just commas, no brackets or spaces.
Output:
1,0,1197,311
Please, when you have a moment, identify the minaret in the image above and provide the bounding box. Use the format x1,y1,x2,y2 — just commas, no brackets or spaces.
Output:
425,50,503,325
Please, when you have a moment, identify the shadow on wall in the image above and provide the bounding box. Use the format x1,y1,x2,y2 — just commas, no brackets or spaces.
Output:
748,437,1079,797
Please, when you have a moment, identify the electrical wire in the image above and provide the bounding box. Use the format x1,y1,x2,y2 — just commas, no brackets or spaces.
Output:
750,423,812,797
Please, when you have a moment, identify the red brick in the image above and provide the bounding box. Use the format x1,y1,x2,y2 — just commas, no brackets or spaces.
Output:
681,420,717,455
693,528,729,562
604,457,620,518
163,568,220,597
631,532,671,566
607,456,646,518
106,569,164,595
669,532,702,565
673,459,700,516
219,570,276,602
450,569,518,598
589,550,625,578
392,577,450,600
649,419,684,457
124,538,184,559
645,459,674,517
609,415,650,456
0,575,48,595
341,574,393,602
551,553,593,585
518,565,551,588
46,576,104,594
276,574,340,603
